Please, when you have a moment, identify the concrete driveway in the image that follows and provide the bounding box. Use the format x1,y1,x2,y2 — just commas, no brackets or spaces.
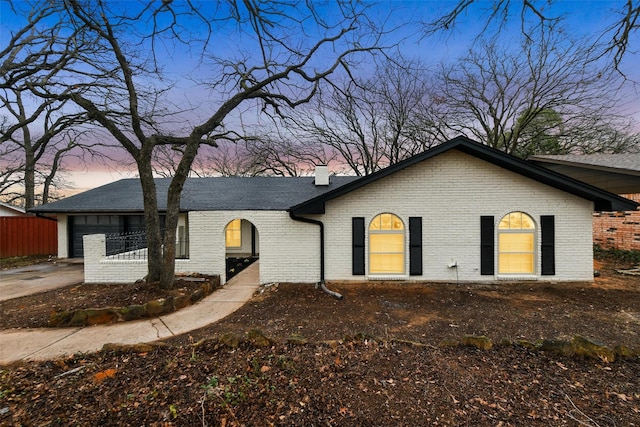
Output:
0,260,84,302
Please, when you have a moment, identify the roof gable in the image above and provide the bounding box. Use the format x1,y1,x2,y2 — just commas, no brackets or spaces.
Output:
290,136,639,214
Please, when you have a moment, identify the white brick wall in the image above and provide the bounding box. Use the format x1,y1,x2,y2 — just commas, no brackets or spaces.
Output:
83,211,321,284
57,214,68,258
321,150,593,282
189,211,320,284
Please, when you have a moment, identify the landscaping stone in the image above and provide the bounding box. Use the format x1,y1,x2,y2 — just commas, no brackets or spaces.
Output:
146,298,170,317
119,304,147,321
287,334,308,345
219,332,241,348
173,293,190,310
572,335,616,362
85,308,119,325
246,329,272,347
102,342,167,353
48,311,74,327
462,335,493,350
68,310,89,327
515,339,537,349
437,339,460,348
539,339,574,356
190,288,205,303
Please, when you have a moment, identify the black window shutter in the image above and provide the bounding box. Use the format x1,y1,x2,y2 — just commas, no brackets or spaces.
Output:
480,216,495,275
352,217,365,275
541,215,556,275
409,217,423,275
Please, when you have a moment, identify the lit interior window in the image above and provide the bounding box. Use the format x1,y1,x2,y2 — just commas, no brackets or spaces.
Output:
369,213,405,274
498,212,535,274
225,219,242,248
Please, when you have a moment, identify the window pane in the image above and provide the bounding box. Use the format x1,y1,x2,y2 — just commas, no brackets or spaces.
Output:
226,230,241,247
498,217,509,229
370,217,381,230
499,233,534,252
370,253,404,274
370,234,404,253
225,219,242,247
392,217,404,230
521,213,535,229
381,214,392,230
498,253,534,274
509,212,522,229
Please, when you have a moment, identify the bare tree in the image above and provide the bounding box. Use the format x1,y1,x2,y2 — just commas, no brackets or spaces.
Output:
433,33,629,156
425,0,639,73
0,3,105,208
289,57,444,176
6,0,388,288
243,132,337,177
200,141,267,177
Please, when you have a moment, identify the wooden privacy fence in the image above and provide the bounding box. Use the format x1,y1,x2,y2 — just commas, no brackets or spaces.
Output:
0,216,57,258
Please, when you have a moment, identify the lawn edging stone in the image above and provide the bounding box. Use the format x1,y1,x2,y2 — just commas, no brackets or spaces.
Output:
48,276,220,327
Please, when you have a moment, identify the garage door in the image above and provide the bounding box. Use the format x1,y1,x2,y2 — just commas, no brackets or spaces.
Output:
68,215,146,257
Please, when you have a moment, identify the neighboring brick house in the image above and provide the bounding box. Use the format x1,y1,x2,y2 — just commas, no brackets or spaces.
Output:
529,154,640,251
32,137,637,285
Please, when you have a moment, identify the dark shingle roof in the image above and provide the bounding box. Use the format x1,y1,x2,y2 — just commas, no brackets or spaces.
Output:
528,153,640,194
529,153,640,174
30,176,359,213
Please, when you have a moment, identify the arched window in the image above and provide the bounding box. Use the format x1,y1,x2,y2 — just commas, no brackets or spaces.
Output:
498,212,535,274
369,213,405,274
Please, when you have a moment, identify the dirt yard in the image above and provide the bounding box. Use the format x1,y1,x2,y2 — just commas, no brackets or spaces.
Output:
0,257,638,426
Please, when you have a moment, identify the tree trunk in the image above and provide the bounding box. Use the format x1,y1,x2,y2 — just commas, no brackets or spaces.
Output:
158,137,201,289
24,149,35,209
136,155,163,283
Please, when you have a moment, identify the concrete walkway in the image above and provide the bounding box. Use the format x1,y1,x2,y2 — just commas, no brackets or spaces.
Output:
0,262,260,364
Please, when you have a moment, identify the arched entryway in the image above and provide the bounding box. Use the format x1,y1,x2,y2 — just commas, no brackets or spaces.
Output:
224,218,259,281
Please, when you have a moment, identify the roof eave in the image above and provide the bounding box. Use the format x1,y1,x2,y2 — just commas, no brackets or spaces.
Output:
528,156,640,177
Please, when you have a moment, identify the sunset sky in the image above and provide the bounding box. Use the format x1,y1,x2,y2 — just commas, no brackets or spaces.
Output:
1,1,638,195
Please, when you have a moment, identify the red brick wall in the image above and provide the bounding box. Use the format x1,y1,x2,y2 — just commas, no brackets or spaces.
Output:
593,194,640,251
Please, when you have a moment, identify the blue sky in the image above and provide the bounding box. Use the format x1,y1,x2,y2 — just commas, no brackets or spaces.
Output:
1,1,638,191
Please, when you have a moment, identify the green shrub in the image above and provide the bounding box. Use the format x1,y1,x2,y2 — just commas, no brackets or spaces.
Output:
594,244,640,264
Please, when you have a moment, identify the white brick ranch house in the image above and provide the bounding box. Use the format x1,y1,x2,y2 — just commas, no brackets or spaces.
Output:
31,137,637,285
